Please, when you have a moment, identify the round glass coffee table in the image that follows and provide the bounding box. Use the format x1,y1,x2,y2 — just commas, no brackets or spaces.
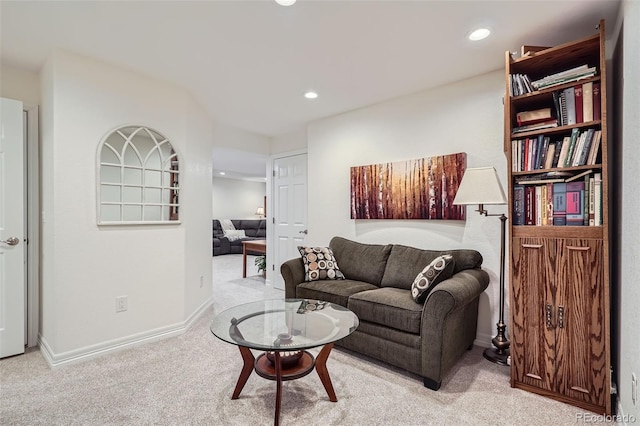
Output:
210,299,359,425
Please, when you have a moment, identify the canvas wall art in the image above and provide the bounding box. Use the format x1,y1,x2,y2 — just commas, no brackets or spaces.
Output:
350,152,467,220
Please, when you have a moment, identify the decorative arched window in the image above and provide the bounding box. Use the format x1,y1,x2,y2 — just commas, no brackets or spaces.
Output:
97,126,180,224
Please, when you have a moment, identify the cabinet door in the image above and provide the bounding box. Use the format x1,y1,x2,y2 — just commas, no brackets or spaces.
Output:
511,238,557,392
555,239,607,407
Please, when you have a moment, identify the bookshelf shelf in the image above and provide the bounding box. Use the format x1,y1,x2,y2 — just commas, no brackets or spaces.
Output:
510,120,601,139
511,163,601,176
505,19,611,415
512,224,603,239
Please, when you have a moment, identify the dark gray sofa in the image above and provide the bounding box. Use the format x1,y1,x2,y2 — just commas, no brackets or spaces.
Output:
212,219,266,256
281,236,489,390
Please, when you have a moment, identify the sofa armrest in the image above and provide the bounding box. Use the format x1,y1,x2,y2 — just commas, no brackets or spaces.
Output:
420,268,489,388
281,258,306,299
424,268,489,314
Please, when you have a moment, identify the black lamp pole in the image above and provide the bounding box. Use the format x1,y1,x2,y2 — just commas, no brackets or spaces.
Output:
477,206,510,365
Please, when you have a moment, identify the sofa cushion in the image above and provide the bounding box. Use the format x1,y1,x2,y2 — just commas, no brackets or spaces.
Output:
348,288,422,335
296,280,378,308
381,245,483,290
329,237,391,286
224,229,246,241
298,246,345,281
411,254,456,303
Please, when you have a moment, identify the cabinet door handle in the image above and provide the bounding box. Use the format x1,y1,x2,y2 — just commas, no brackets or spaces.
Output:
546,304,555,328
558,306,565,329
523,244,543,249
567,246,590,251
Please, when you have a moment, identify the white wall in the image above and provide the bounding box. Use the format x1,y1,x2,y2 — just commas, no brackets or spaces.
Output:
212,177,266,219
271,128,307,154
617,0,640,420
0,64,40,106
307,70,507,346
38,50,212,363
212,121,269,154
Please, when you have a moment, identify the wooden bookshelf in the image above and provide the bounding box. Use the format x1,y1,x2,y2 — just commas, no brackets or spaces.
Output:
505,20,611,415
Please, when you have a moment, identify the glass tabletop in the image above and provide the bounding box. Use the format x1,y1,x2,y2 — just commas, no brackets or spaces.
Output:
210,299,359,351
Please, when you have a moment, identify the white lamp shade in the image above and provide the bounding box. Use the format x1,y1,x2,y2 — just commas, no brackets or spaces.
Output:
256,207,265,216
453,167,507,206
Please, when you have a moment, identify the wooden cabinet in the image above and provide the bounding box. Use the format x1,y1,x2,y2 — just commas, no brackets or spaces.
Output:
505,20,611,415
511,237,607,412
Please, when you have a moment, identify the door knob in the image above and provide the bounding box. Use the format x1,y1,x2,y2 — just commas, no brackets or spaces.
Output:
299,229,308,235
1,236,19,246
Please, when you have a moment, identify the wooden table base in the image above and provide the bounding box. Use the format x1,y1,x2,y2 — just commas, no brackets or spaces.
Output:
231,343,337,426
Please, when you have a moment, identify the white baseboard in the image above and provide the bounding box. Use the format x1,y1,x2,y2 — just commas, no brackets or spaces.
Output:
39,297,213,368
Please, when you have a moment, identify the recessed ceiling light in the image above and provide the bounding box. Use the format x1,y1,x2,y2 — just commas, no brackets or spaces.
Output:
304,91,318,99
468,28,491,41
219,171,226,176
275,0,296,6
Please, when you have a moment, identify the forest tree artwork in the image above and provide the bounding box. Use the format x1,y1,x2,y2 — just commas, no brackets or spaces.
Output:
350,152,467,220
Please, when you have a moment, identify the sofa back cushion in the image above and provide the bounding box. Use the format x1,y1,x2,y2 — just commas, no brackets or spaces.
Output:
212,220,224,237
213,219,266,238
329,237,392,286
234,220,266,238
381,245,483,290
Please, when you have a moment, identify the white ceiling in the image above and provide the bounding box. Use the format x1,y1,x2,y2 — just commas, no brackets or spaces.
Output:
1,0,621,180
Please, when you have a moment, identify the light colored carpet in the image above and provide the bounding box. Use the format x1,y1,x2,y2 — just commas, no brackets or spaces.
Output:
0,254,609,425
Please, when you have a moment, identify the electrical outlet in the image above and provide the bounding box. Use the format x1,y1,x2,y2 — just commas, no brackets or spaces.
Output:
116,295,128,313
632,372,638,406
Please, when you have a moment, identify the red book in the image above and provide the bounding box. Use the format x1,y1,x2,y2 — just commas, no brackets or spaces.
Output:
593,82,601,121
566,181,585,226
574,84,583,123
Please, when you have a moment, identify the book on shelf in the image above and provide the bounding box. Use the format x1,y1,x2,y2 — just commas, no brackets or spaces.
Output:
515,171,572,183
583,81,594,122
551,140,563,168
593,82,601,120
532,65,597,90
575,128,595,166
566,181,585,226
513,184,526,225
587,130,602,165
589,176,595,226
552,91,562,125
564,86,576,125
565,169,594,183
536,186,543,225
510,74,534,96
546,182,554,224
544,141,557,169
583,174,590,226
556,136,571,167
564,128,581,167
594,172,602,225
559,91,568,126
513,119,558,134
552,182,567,225
539,136,551,170
517,108,553,125
574,84,583,123
525,186,536,225
541,185,551,225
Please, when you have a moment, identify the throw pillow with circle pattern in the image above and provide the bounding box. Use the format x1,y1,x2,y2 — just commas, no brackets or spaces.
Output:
411,254,456,303
298,246,345,282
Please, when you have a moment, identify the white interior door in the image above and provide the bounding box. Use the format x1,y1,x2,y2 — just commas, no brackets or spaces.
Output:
272,153,307,291
0,97,25,358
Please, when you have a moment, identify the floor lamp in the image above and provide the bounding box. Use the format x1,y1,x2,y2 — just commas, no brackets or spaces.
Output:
453,166,510,366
